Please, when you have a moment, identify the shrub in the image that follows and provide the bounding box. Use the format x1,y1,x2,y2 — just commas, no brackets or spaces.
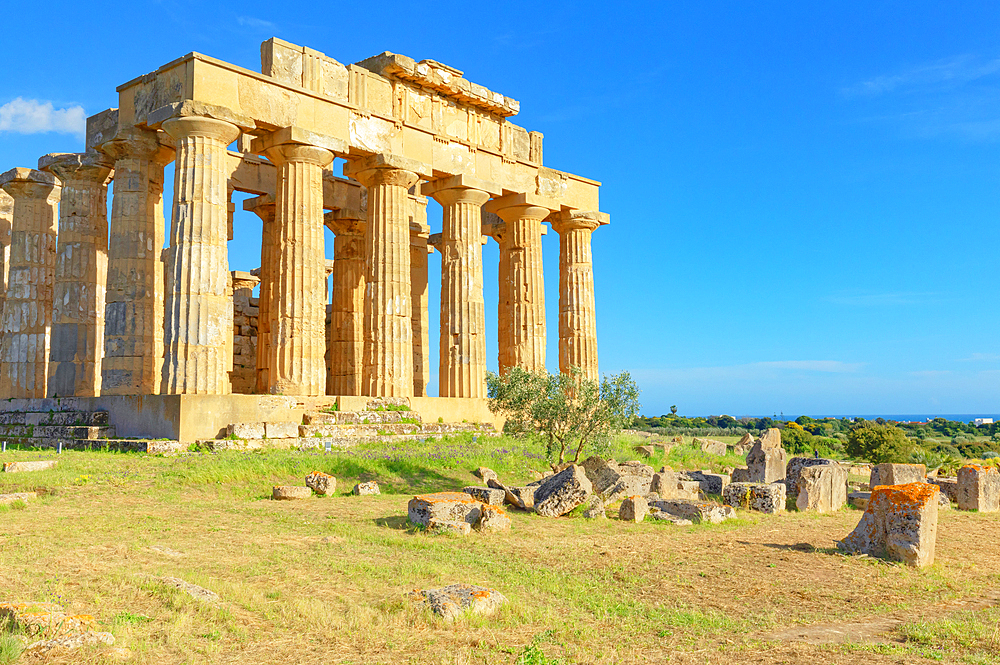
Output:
846,422,914,463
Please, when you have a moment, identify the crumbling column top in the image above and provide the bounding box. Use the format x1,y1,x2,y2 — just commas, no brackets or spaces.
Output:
146,100,255,132
551,210,611,233
250,125,348,157
421,174,501,198
343,153,432,181
0,168,60,196
38,152,113,183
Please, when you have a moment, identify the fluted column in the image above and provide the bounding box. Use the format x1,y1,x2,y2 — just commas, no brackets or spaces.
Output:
244,195,276,394
551,211,607,382
258,143,333,396
325,212,366,396
39,153,113,397
345,155,428,397
410,196,431,397
160,116,241,394
424,177,494,398
482,214,512,373
0,168,60,398
0,191,12,337
99,129,173,395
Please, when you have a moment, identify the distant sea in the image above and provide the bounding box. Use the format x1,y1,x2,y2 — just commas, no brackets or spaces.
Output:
760,414,1000,423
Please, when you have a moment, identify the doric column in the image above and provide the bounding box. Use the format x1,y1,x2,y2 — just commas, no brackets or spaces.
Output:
409,195,431,397
39,152,113,397
0,168,60,398
324,211,366,396
422,175,498,398
244,195,275,394
344,154,430,397
485,195,551,374
99,128,173,395
0,191,12,336
160,116,242,394
258,142,333,396
551,211,609,382
482,213,511,373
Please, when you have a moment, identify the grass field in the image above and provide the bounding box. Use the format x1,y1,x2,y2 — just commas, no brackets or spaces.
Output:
1,434,998,664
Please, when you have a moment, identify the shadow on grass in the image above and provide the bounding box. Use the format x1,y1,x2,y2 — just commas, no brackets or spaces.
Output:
374,515,416,531
740,541,841,555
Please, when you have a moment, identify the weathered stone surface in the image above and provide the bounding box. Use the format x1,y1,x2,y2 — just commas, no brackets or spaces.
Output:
265,421,300,439
487,477,535,509
0,491,36,505
227,422,264,439
581,455,622,496
649,510,693,525
272,485,311,500
929,477,959,503
731,467,752,483
409,491,483,527
475,504,511,532
838,482,939,567
734,432,755,450
956,464,1000,512
937,492,951,509
533,464,593,517
696,438,727,455
746,429,787,483
305,471,336,495
408,583,507,620
848,491,870,509
463,486,505,506
581,495,605,518
619,495,648,523
723,482,787,514
684,470,730,495
552,212,600,380
427,519,472,536
353,481,381,496
161,576,220,602
651,499,732,524
634,445,655,457
3,460,57,473
786,457,839,496
603,461,654,502
650,469,678,497
473,466,498,483
796,465,848,513
870,463,925,488
676,480,702,500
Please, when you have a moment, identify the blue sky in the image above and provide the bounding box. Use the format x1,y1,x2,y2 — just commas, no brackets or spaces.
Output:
1,1,998,416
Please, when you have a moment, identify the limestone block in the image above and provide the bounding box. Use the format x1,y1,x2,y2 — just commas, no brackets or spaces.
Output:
785,457,839,495
848,491,870,509
746,430,787,483
408,583,507,620
684,471,730,495
795,465,848,513
272,486,311,500
731,467,752,483
353,481,381,496
619,496,648,523
696,438,727,456
0,492,36,505
428,519,472,536
870,463,925,488
473,466,498,483
265,421,300,439
581,456,622,496
650,469,678,497
650,499,733,524
533,464,593,517
838,482,939,567
305,471,336,495
408,491,483,527
676,480,702,500
3,460,57,473
956,465,1000,512
649,510,693,525
634,445,654,458
227,422,264,439
462,486,505,506
723,482,787,514
475,504,511,532
581,495,605,518
929,477,959,503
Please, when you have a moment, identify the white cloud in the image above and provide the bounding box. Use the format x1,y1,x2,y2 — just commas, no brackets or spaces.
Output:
237,16,276,30
0,98,85,137
845,55,1000,97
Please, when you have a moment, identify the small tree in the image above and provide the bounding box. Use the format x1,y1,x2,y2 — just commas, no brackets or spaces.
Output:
846,421,914,463
486,366,641,468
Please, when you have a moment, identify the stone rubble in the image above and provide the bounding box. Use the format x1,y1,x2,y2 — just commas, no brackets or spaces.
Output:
838,482,939,567
462,486,505,506
305,471,336,495
409,492,483,527
353,481,381,496
581,495,606,519
723,482,786,514
3,460,58,473
533,464,593,517
619,495,648,523
956,464,1000,512
408,583,507,620
0,491,36,505
272,486,312,500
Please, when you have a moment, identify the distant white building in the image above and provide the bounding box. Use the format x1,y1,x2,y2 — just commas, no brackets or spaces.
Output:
974,418,994,426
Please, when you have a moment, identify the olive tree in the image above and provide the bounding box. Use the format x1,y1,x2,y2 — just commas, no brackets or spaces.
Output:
846,421,914,463
486,366,641,468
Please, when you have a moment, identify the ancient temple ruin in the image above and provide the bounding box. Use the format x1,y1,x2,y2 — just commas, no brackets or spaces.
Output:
0,39,609,440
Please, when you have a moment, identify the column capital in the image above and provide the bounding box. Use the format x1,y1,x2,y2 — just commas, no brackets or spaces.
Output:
483,191,560,216
324,210,366,236
243,194,276,220
98,127,174,164
550,210,610,234
38,152,113,184
343,153,431,188
231,270,260,292
421,173,501,199
161,116,242,146
0,168,60,200
147,100,255,132
262,143,334,168
250,126,348,157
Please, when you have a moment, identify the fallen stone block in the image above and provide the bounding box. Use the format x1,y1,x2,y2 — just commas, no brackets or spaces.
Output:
676,480,702,500
265,421,300,439
633,445,655,458
619,495,648,523
684,470,730,495
731,467,752,483
0,491,36,505
487,478,535,510
848,491,870,509
408,492,483,527
473,466,498,483
785,457,840,496
650,469,678,497
929,477,959,503
956,464,1000,512
796,465,848,513
870,463,925,488
353,481,381,496
408,583,507,620
581,456,622,496
305,471,336,496
272,486,311,500
3,460,57,473
533,464,593,517
160,576,220,602
649,510,693,525
475,504,511,532
938,492,951,509
696,438,727,456
838,482,939,567
723,482,786,514
581,495,605,518
746,429,787,483
428,519,472,536
463,486,505,506
23,631,115,656
651,499,733,524
226,422,264,439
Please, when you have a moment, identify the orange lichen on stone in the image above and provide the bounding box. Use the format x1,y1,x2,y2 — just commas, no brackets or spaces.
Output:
839,482,938,567
414,491,481,505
